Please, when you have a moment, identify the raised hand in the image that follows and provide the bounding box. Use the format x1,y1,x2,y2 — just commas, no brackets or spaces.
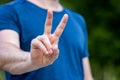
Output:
30,10,68,68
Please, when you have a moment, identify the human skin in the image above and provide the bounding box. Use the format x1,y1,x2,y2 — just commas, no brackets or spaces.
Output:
0,9,68,74
0,0,93,80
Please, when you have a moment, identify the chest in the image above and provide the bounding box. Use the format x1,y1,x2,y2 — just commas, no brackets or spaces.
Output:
18,11,85,51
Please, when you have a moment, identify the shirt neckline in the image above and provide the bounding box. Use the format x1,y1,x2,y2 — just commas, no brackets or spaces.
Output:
24,0,65,14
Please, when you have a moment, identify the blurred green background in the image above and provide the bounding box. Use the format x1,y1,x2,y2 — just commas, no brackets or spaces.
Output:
0,0,120,80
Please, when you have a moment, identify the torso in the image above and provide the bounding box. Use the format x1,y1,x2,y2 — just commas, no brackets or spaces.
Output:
2,0,88,80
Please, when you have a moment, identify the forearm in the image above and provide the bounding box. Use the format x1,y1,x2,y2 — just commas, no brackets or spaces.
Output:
82,57,94,80
0,42,33,75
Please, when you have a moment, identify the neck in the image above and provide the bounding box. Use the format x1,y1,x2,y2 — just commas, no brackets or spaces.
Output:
27,0,63,12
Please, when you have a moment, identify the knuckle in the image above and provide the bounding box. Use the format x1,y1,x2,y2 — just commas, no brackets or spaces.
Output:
31,39,37,45
54,32,59,37
59,25,64,30
46,21,51,26
37,35,42,40
40,35,47,41
43,34,48,38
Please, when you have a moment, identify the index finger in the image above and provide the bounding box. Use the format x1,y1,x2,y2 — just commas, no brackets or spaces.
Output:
54,14,68,38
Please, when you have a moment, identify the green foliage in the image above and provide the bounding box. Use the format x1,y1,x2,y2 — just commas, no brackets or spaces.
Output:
61,0,120,79
0,0,120,80
61,0,120,64
0,70,6,80
0,0,10,4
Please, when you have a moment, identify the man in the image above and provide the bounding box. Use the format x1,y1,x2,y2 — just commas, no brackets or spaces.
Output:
0,0,93,80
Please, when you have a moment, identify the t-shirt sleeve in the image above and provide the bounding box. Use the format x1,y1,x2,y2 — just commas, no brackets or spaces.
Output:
0,5,20,34
68,10,89,58
82,26,89,58
78,15,89,58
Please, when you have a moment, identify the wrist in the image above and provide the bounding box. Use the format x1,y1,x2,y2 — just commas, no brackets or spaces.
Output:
25,52,43,72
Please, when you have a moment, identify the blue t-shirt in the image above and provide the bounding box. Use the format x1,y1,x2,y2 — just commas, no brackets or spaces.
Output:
0,0,89,80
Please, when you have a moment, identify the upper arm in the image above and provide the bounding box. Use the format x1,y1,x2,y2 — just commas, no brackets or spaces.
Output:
0,30,20,48
0,30,20,70
82,57,93,80
0,5,20,47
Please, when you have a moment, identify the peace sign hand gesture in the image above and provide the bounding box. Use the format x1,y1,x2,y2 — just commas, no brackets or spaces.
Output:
30,10,68,69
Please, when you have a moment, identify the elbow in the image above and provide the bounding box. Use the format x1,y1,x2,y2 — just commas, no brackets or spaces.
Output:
8,68,24,75
0,63,23,75
9,70,28,75
0,63,15,75
9,71,23,75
